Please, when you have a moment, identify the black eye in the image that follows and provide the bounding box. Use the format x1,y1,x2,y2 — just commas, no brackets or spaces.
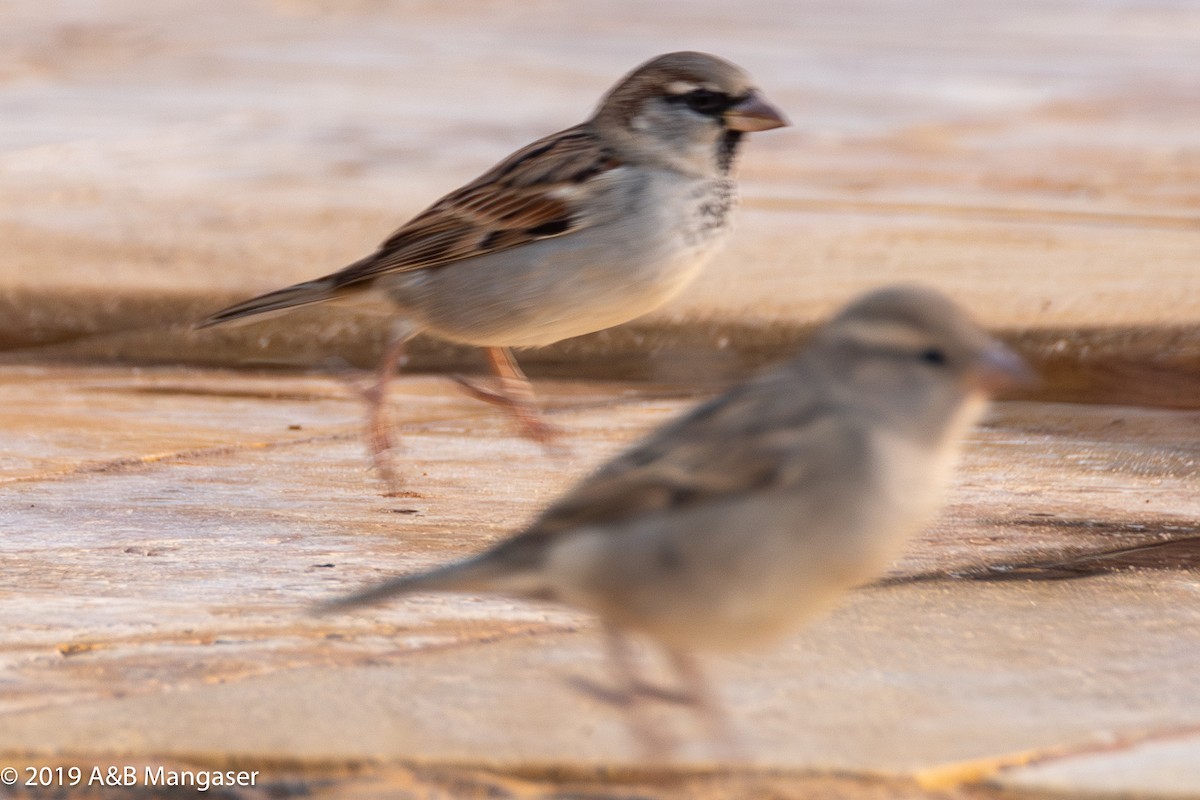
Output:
920,348,948,366
683,89,731,114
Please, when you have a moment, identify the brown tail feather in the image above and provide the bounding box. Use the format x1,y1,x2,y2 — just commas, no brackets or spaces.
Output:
195,278,340,329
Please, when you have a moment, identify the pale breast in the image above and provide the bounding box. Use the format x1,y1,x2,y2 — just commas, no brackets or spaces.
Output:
869,395,988,550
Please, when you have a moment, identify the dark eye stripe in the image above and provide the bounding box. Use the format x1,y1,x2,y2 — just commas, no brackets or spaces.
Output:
667,88,740,116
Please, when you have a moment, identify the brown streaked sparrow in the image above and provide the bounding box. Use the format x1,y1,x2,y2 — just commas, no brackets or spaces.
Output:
199,51,788,490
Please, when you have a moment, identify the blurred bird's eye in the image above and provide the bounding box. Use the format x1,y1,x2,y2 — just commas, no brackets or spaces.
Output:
920,348,948,366
683,89,731,114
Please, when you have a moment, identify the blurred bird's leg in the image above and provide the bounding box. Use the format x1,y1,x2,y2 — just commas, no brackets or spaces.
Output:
570,639,741,760
568,627,676,759
607,629,677,760
451,346,562,447
665,649,745,761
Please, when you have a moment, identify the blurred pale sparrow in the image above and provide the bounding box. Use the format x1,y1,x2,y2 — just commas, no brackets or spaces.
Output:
317,285,1032,755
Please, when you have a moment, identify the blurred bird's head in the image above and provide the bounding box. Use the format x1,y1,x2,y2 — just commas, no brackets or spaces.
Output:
813,285,1034,435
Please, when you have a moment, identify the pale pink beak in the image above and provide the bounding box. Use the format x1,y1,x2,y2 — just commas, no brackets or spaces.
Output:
724,91,790,132
969,341,1036,395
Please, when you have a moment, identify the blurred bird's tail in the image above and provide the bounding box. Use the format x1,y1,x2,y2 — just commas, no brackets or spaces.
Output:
195,277,342,329
313,551,545,615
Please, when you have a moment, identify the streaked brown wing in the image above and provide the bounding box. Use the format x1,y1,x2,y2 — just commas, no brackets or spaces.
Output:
331,124,623,288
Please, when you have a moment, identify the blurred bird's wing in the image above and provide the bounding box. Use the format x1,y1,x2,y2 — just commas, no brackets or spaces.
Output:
317,364,848,612
524,365,849,538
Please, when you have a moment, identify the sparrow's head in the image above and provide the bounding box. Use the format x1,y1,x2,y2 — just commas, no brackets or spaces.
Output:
592,51,788,174
814,285,1033,435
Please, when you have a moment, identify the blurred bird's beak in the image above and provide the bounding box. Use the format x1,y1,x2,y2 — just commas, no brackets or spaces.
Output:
724,91,790,132
969,341,1037,394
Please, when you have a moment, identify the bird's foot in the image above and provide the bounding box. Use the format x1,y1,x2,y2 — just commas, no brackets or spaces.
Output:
450,374,566,453
326,361,414,496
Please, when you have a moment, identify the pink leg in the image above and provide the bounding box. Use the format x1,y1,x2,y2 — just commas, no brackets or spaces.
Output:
452,347,560,445
362,335,412,495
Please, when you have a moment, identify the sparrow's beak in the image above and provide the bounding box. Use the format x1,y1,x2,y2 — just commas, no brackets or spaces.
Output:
968,340,1037,395
724,91,790,132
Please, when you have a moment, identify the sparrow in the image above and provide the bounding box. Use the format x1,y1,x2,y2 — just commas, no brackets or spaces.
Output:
198,51,789,490
316,285,1033,755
